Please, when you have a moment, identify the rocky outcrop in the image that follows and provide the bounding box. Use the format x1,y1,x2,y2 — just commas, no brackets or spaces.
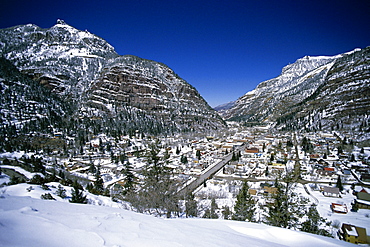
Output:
86,55,225,133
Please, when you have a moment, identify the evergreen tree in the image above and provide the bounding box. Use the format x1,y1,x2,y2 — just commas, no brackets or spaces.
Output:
210,198,218,218
180,155,188,164
263,174,308,229
72,179,83,190
231,152,237,161
86,182,93,193
350,154,356,162
121,161,136,195
265,167,269,177
196,150,201,160
55,184,67,198
41,193,55,200
69,183,87,204
89,162,96,174
222,206,232,220
286,140,294,148
127,144,179,217
203,198,218,219
92,167,104,195
185,193,198,218
337,146,343,155
301,204,332,237
270,153,275,162
336,175,343,192
28,174,45,185
351,201,359,212
9,175,22,185
301,137,314,153
163,149,170,161
232,181,256,222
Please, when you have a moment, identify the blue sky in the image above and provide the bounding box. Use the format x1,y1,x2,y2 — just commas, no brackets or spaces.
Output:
1,0,369,107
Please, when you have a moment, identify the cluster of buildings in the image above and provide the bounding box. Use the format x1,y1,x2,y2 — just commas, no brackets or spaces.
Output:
61,126,370,245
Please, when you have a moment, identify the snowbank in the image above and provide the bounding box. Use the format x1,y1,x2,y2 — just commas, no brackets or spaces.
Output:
0,192,355,247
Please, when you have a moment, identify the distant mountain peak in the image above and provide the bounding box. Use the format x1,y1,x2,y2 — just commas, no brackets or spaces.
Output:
221,47,370,135
56,19,68,25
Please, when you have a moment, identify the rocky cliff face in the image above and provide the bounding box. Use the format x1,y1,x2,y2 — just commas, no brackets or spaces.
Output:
0,20,118,99
84,55,225,133
0,20,225,135
221,47,370,134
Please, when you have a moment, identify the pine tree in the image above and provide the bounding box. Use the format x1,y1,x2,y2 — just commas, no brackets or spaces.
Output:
350,154,356,162
203,198,218,219
92,167,104,195
301,204,332,237
89,162,96,174
210,198,218,219
69,183,87,204
196,150,201,160
127,144,179,217
41,193,55,200
163,149,170,161
55,184,67,198
263,174,308,229
180,155,188,164
121,161,136,195
232,181,256,222
301,137,314,153
231,152,237,161
336,175,343,192
185,193,198,218
222,206,232,220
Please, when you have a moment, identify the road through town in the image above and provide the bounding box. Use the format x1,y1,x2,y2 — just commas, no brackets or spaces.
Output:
178,143,246,197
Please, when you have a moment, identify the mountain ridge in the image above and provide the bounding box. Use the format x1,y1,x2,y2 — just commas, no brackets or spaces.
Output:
218,47,370,140
0,20,226,137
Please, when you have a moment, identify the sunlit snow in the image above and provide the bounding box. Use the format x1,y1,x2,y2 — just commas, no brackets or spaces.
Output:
0,183,356,247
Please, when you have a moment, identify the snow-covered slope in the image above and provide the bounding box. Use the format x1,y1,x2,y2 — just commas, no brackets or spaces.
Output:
0,190,355,247
221,47,370,133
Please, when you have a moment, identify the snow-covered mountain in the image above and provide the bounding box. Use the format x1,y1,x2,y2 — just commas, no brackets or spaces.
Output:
0,20,118,98
0,187,355,247
0,20,225,136
213,101,235,113
221,47,370,133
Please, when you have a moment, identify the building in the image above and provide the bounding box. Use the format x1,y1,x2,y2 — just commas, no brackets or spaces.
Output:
338,223,367,244
354,188,370,209
322,186,340,197
331,203,348,214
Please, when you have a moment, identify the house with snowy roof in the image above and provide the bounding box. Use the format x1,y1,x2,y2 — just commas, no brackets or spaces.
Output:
338,223,367,244
331,203,348,214
354,188,370,209
322,186,340,197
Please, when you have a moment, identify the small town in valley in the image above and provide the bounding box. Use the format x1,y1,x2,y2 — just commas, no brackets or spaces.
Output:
1,122,369,245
